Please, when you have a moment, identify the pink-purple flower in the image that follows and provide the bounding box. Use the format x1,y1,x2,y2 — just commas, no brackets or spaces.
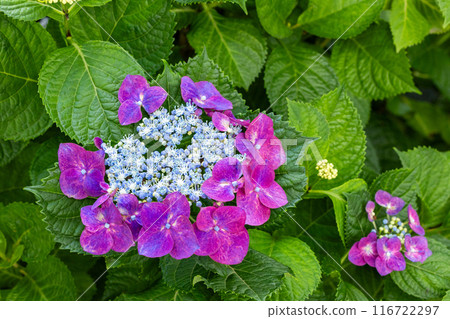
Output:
194,206,249,265
80,199,134,255
366,200,376,222
58,143,105,199
404,234,432,263
375,190,405,215
375,236,406,276
235,114,286,169
201,157,243,202
210,110,250,132
117,194,143,241
118,75,168,125
348,232,378,267
237,162,288,226
180,76,232,111
137,192,199,259
407,205,425,236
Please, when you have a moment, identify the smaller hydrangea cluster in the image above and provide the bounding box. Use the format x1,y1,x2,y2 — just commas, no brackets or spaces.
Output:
57,74,289,265
349,190,432,276
316,159,338,180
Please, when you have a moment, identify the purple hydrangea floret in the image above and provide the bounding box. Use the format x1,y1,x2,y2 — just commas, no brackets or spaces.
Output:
210,110,250,132
348,232,378,267
58,143,105,199
375,190,405,215
235,113,286,169
118,75,168,125
180,76,232,111
92,182,117,209
237,162,287,226
375,236,406,276
117,194,143,241
366,200,376,222
80,199,134,255
404,234,432,263
407,205,425,236
194,206,249,265
137,192,199,259
201,157,243,202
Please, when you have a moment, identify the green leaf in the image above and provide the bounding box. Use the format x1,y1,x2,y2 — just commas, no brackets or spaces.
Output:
0,202,54,263
116,281,206,301
0,0,64,21
39,40,145,145
297,0,385,39
336,279,369,301
70,0,175,74
249,230,321,301
174,0,248,14
0,143,38,204
369,168,417,220
0,14,55,141
264,42,338,118
160,255,208,292
6,255,77,301
391,238,450,299
443,290,450,301
344,190,372,247
29,138,63,186
390,0,430,52
197,249,290,300
437,0,450,27
255,0,297,38
0,230,5,255
26,165,93,253
396,147,450,227
187,9,267,89
331,23,420,99
289,88,366,190
0,139,28,167
174,49,248,115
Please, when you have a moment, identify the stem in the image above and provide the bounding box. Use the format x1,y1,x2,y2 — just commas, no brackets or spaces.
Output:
340,250,349,264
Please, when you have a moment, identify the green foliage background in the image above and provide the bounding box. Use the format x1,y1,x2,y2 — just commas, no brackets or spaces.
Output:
0,0,449,301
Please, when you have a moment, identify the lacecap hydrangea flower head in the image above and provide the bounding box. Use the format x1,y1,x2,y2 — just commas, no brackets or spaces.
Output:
348,190,432,276
57,75,288,265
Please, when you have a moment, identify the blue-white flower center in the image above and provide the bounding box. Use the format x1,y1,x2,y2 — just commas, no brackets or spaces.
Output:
232,181,238,187
104,223,110,229
214,225,220,232
131,215,136,221
137,100,142,106
255,144,261,150
165,223,171,229
81,169,86,175
200,95,207,101
254,187,260,193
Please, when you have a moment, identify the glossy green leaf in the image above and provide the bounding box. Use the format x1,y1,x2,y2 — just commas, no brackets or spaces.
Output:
0,139,27,167
116,281,206,301
160,255,208,292
336,279,369,301
188,9,267,89
39,40,145,145
255,0,297,38
437,0,450,27
174,0,247,14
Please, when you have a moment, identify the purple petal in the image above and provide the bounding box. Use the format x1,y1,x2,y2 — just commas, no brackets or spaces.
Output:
245,114,274,143
80,205,104,231
83,169,104,197
387,252,406,271
236,189,270,226
251,163,275,188
117,194,139,216
60,169,87,199
58,143,84,171
201,177,235,202
358,235,377,267
235,134,266,166
163,192,191,221
385,236,402,252
212,157,242,182
118,75,149,104
193,224,220,256
94,137,103,150
80,228,113,255
137,228,173,258
198,95,232,111
195,81,221,99
348,242,366,266
212,206,246,232
180,76,198,103
110,224,135,253
386,196,405,215
118,99,142,126
102,199,123,224
375,190,392,207
408,205,425,236
142,86,168,115
259,182,288,209
366,201,375,222
375,256,392,276
169,216,199,259
126,220,143,241
140,202,168,230
195,207,216,232
210,230,249,265
92,194,110,210
404,235,431,263
260,136,286,169
212,112,231,132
